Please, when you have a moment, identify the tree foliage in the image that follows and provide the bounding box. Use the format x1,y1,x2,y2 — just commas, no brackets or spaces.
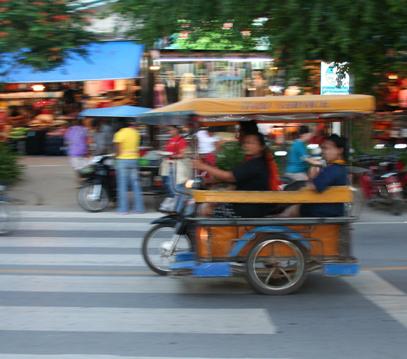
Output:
112,0,407,93
0,0,96,70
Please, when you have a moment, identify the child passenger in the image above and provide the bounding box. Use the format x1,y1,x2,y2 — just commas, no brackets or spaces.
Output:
289,134,348,217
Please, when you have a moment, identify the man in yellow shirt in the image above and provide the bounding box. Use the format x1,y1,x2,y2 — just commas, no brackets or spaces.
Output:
113,119,145,214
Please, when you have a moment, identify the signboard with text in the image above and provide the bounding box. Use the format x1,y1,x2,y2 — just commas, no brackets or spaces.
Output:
321,62,349,95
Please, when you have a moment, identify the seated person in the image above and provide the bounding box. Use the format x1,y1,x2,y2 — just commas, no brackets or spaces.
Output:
192,132,270,218
288,134,348,217
239,121,280,191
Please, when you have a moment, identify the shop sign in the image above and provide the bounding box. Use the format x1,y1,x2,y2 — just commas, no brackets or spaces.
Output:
320,62,349,95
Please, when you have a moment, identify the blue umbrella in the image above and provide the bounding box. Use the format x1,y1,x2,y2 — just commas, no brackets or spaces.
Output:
79,105,152,118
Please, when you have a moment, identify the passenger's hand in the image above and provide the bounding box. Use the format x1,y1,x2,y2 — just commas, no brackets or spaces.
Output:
192,158,205,170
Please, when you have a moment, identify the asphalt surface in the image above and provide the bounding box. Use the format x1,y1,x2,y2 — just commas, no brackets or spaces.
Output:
0,156,406,359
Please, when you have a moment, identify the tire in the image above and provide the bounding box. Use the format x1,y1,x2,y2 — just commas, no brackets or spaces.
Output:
391,200,403,216
78,184,109,212
245,234,308,295
142,224,192,276
0,201,19,235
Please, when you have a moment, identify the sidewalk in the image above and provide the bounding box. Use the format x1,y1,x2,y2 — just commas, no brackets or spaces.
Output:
7,156,156,211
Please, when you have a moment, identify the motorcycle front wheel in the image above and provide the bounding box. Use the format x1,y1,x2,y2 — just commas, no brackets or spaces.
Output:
78,184,109,212
142,224,192,276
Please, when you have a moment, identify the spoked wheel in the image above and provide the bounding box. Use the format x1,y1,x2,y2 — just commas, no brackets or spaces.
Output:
78,184,109,212
142,224,192,276
245,235,308,295
0,201,19,235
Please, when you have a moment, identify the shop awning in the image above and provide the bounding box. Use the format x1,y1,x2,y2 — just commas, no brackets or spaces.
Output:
0,41,145,84
79,105,152,118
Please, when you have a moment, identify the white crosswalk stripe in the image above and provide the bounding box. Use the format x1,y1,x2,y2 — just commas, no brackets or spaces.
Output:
0,356,289,359
0,275,251,294
0,307,276,334
13,222,152,231
0,253,146,266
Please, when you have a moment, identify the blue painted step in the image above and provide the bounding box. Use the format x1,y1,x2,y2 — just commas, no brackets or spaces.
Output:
175,253,196,262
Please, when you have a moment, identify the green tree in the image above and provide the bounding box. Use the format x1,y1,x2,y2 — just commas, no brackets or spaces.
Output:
0,0,96,70
112,0,407,93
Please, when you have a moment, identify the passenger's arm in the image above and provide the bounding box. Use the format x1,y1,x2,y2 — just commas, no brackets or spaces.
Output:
192,159,236,182
304,157,324,166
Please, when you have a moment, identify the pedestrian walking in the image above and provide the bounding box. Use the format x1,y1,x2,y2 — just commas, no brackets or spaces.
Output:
113,119,145,215
64,117,89,186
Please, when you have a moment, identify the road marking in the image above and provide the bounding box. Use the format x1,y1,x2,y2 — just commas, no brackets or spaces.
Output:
1,266,407,277
0,306,276,334
362,266,407,271
0,254,146,266
353,221,407,225
0,275,251,294
0,356,290,359
343,270,407,329
19,211,162,219
0,269,153,275
11,222,152,231
0,237,144,248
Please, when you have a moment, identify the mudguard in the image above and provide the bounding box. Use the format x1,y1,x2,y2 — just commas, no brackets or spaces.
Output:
151,214,179,226
229,225,313,257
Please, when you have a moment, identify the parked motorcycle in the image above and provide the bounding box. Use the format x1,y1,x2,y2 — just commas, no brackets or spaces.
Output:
77,154,116,212
353,155,404,215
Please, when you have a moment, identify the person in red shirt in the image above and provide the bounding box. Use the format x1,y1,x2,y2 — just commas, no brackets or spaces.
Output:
166,125,188,159
162,126,188,209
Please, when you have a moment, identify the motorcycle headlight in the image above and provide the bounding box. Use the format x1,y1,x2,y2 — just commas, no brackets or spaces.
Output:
90,156,103,164
185,179,195,189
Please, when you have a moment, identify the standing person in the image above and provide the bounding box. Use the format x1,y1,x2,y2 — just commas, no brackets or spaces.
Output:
92,118,114,155
159,125,189,211
64,117,89,185
113,119,145,215
197,127,219,166
284,125,322,181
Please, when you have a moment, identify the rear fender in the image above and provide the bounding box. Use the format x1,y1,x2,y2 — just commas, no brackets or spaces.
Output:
151,215,179,226
229,225,313,257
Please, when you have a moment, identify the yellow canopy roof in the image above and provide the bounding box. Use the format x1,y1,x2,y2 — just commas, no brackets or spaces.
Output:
138,95,375,125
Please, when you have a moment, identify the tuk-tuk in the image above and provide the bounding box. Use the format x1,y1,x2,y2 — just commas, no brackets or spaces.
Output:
138,95,376,295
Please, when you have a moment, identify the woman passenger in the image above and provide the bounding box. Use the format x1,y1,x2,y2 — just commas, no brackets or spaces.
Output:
192,132,270,218
289,134,348,217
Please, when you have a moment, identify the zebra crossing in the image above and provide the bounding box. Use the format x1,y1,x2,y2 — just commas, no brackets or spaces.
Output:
0,209,407,358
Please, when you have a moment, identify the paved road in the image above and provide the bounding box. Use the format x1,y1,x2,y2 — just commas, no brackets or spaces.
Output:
0,208,406,359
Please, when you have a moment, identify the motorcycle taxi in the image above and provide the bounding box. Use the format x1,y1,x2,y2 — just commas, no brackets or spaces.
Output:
139,94,376,295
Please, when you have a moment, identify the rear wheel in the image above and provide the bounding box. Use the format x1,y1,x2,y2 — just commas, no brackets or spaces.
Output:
78,184,109,212
245,235,308,295
142,224,192,276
